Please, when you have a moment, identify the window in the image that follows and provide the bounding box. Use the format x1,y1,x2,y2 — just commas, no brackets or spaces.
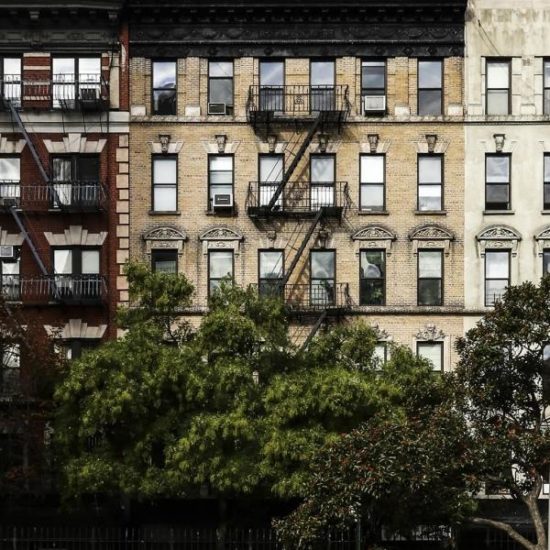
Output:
152,60,177,115
259,60,284,111
418,155,443,211
543,249,550,278
208,155,233,210
310,250,335,306
208,250,234,296
360,155,385,211
361,60,386,114
1,249,20,301
310,154,335,209
485,154,511,210
418,250,443,306
486,59,510,115
259,250,284,298
259,154,283,207
152,156,177,212
418,60,442,116
485,250,510,306
0,156,20,204
545,60,550,115
52,57,101,109
52,155,100,208
373,342,389,367
64,340,99,361
544,155,550,210
417,341,443,372
1,57,21,106
208,61,233,115
310,60,335,112
53,248,101,300
1,343,20,394
152,250,178,274
360,250,385,305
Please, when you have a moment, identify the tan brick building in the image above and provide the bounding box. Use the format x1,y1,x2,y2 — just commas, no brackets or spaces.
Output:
127,0,468,371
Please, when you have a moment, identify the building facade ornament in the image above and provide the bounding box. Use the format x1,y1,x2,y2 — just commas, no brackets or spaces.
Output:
44,319,107,341
199,226,244,255
0,134,26,154
476,225,521,257
44,226,107,247
143,226,187,256
409,224,454,255
416,323,446,341
351,225,396,255
0,228,24,247
43,133,107,154
372,324,392,341
535,227,550,256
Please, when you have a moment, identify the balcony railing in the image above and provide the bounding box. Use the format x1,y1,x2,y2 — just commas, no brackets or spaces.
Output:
247,85,350,120
0,181,108,212
246,181,349,218
284,283,352,312
1,74,109,111
1,275,107,304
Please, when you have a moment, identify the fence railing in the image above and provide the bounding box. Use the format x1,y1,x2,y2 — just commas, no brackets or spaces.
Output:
284,283,352,311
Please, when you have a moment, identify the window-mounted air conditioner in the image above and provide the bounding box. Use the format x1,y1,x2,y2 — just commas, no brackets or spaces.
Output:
0,245,14,259
363,95,386,114
208,103,227,115
212,192,234,209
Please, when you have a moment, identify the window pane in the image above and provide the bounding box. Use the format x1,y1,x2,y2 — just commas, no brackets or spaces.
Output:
418,279,442,305
361,279,384,305
545,156,550,182
210,251,233,279
543,251,550,276
545,61,550,88
260,156,283,183
373,343,387,365
311,251,335,278
53,58,75,76
209,61,233,78
3,344,20,369
361,250,384,279
417,343,442,371
419,156,442,183
1,260,19,276
487,61,509,88
79,58,101,77
260,251,283,279
487,90,509,115
0,158,20,181
311,156,334,183
419,61,442,88
153,251,178,274
362,61,385,89
418,185,442,210
486,251,509,278
361,155,384,184
153,90,176,115
260,61,284,86
82,250,100,274
154,158,177,184
153,61,176,88
210,156,233,172
486,184,509,205
154,187,177,211
545,184,550,209
361,185,384,210
209,79,233,105
311,61,334,86
486,156,510,182
486,280,507,305
419,251,442,277
54,249,72,274
418,90,442,115
4,58,21,76
53,158,72,181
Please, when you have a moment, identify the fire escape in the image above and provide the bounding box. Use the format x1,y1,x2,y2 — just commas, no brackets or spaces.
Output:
246,84,352,347
0,73,109,305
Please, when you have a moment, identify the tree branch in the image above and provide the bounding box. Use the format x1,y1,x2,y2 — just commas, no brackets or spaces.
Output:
468,517,537,550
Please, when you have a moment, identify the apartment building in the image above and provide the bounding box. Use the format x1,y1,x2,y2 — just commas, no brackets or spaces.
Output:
127,0,468,368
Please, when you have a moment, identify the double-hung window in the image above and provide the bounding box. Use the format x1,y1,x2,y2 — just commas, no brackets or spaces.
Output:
360,154,385,211
152,250,178,274
0,250,20,301
417,341,443,372
64,340,99,361
485,154,511,211
152,60,177,115
544,155,550,210
543,249,550,278
52,57,101,109
208,250,234,296
485,250,509,306
0,156,20,204
418,154,443,211
152,156,177,212
418,250,443,306
259,60,284,112
418,60,442,116
208,61,234,115
486,59,510,115
360,250,385,305
361,60,386,114
310,60,335,112
310,250,335,307
259,250,284,298
208,155,233,211
1,58,21,107
310,154,335,209
259,154,283,208
544,60,550,115
53,248,101,300
52,155,100,209
1,344,20,395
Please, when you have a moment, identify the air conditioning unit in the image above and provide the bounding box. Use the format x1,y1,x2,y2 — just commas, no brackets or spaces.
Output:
212,192,234,209
363,95,386,114
0,245,14,259
208,103,227,115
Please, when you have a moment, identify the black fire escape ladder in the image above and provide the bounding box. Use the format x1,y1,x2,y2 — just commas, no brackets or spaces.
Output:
267,114,323,211
9,206,47,275
300,310,328,352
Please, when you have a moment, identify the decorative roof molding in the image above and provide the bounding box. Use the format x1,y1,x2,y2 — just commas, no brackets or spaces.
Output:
409,224,454,255
534,226,550,256
43,133,107,154
199,226,244,255
0,134,26,154
476,225,521,257
351,225,396,255
44,225,107,247
0,228,24,247
416,323,446,341
143,226,187,256
44,319,107,341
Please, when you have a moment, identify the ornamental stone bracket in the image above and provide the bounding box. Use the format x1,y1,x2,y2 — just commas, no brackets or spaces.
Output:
351,225,396,256
476,225,521,257
372,324,392,342
0,134,26,154
149,138,184,155
44,319,107,340
409,224,454,255
143,226,187,256
360,135,391,154
44,226,107,247
414,136,449,155
202,138,242,155
199,226,244,255
416,323,446,342
535,226,550,256
43,133,107,154
0,227,24,246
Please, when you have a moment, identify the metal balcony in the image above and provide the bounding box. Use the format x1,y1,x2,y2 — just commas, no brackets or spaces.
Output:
1,74,109,111
1,275,107,305
247,85,350,128
246,181,348,219
0,182,108,212
284,283,352,313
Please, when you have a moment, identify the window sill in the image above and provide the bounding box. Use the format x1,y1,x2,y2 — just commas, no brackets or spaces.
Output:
541,210,550,215
414,210,447,216
482,210,515,215
357,210,390,216
205,209,238,217
149,210,181,216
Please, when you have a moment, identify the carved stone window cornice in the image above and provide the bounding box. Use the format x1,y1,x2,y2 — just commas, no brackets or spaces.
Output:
44,319,107,341
409,224,454,255
476,225,521,257
0,228,23,247
535,226,550,256
351,225,396,256
416,323,446,342
199,226,244,255
143,226,187,256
